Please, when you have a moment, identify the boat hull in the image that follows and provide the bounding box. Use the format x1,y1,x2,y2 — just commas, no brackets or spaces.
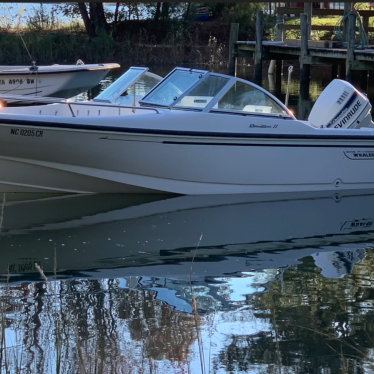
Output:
0,118,374,193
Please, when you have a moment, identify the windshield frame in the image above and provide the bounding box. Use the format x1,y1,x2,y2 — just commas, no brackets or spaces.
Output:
94,67,162,104
139,67,209,108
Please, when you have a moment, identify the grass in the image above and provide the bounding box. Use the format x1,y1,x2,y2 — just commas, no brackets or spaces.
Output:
284,15,374,42
0,27,228,66
284,16,340,40
0,32,115,65
0,2,231,66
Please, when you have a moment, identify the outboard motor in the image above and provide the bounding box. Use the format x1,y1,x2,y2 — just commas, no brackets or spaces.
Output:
308,79,374,129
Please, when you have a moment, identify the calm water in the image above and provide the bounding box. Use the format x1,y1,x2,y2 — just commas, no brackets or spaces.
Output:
2,67,374,374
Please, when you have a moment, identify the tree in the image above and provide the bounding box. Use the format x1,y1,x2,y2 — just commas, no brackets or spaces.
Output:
78,3,109,37
53,3,110,37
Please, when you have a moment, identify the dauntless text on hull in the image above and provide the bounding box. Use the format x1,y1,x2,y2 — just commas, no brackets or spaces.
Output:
0,67,372,194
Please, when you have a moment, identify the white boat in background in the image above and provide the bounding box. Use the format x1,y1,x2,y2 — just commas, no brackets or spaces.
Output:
0,67,373,193
0,61,120,99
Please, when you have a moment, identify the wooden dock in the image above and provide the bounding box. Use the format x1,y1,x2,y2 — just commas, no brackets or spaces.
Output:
229,6,374,99
235,40,374,70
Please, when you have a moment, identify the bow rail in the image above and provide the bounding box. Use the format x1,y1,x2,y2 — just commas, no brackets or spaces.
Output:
0,94,160,117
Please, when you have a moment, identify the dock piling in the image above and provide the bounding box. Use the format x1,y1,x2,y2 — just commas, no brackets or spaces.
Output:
339,64,346,79
300,13,310,100
368,70,374,87
303,3,312,38
275,60,282,94
275,13,284,41
346,12,355,82
343,2,352,41
331,65,338,79
269,13,284,88
228,23,239,76
255,11,263,84
360,70,369,91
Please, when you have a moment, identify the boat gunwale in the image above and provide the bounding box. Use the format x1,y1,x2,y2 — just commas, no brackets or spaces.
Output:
0,63,120,76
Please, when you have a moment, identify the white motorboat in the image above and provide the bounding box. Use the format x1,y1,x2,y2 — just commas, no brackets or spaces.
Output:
0,61,120,99
0,66,373,193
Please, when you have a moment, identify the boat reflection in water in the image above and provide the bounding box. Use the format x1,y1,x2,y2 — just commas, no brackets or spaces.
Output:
1,190,374,373
0,190,372,286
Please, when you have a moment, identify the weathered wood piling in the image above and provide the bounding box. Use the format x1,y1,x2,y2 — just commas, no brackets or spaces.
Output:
228,23,239,75
300,13,310,100
275,13,284,93
254,11,263,84
346,12,356,83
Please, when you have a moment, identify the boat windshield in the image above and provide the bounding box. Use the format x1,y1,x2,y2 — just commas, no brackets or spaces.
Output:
140,69,206,106
140,68,290,116
174,75,229,109
214,80,288,116
172,75,288,115
94,67,162,105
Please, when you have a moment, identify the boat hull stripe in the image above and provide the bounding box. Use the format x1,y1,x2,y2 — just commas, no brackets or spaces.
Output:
162,141,374,148
1,118,374,141
0,68,112,76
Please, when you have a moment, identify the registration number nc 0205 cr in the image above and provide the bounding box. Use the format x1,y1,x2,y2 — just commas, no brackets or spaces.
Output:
10,128,43,137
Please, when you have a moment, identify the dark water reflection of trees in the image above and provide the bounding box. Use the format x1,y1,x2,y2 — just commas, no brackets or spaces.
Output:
3,278,199,373
1,249,374,373
217,253,374,374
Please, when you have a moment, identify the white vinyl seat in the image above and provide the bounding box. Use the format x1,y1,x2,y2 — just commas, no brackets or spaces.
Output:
177,96,213,108
243,105,272,113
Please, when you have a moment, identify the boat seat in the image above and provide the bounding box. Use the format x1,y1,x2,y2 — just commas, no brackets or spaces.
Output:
113,94,143,106
177,96,213,108
243,105,272,114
